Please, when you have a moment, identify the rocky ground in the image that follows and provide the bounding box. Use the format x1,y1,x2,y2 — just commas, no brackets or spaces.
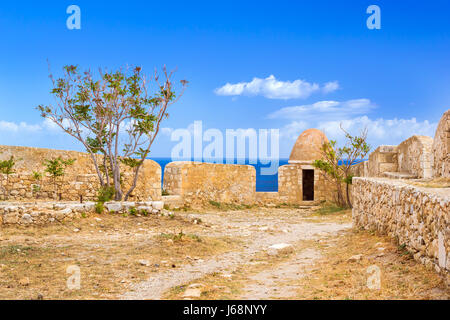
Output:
0,205,448,299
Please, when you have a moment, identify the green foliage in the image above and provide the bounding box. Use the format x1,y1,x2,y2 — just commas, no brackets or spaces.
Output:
129,206,137,216
32,171,43,181
313,127,370,208
315,204,347,215
0,156,18,200
95,202,105,214
0,156,16,176
38,64,187,201
209,200,222,209
43,157,75,179
43,157,75,200
162,189,170,196
208,200,253,211
32,184,41,193
97,186,115,203
120,157,143,168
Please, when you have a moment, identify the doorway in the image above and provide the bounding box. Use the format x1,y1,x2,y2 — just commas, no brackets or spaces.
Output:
302,169,314,201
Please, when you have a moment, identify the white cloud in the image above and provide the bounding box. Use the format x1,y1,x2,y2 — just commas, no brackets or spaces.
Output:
317,116,437,146
0,120,42,132
214,75,339,100
322,81,340,94
280,121,309,140
279,115,437,153
269,99,375,121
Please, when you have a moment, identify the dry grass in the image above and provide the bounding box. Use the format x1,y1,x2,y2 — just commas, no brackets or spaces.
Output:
295,229,449,300
164,210,448,300
0,213,239,300
407,177,450,188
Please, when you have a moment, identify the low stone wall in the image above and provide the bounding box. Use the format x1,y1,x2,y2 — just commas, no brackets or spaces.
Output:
0,145,162,201
0,200,165,226
397,135,433,179
352,177,450,275
163,162,256,208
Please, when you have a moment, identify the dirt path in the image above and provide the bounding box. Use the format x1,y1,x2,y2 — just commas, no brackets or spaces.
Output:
121,208,351,300
240,248,322,299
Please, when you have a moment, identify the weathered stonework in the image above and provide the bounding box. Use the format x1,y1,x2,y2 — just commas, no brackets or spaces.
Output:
397,135,433,179
277,164,335,204
367,145,398,177
163,162,256,208
0,200,165,226
432,110,450,178
353,177,450,276
0,145,162,201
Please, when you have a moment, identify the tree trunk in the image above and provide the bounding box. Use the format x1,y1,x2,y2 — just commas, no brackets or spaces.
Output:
124,163,143,201
335,180,344,207
346,183,352,208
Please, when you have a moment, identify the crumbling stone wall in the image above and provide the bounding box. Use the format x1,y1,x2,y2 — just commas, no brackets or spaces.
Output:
397,135,433,178
163,162,256,208
353,177,449,275
0,200,164,226
432,110,450,178
367,146,398,177
0,145,162,201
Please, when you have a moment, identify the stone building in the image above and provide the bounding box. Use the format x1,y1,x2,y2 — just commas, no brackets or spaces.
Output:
163,128,336,207
276,129,334,204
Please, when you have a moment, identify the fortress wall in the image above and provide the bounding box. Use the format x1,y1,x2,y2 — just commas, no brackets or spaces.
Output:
432,110,450,178
397,135,433,178
163,162,256,208
353,177,450,275
367,145,398,177
0,145,162,201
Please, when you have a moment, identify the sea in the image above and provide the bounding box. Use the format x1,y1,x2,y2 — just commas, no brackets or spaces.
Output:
151,158,289,192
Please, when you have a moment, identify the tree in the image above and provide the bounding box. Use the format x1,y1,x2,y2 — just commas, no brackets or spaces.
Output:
38,64,187,201
31,171,43,199
43,157,75,200
313,126,370,208
0,156,17,200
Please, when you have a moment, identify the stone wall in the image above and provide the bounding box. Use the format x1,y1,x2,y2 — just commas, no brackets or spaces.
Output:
352,177,449,275
163,162,256,208
162,161,336,207
397,135,433,179
432,110,450,178
0,200,165,226
0,145,162,201
367,145,398,177
278,164,335,204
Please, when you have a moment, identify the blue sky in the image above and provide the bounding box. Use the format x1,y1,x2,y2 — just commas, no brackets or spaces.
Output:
0,1,449,158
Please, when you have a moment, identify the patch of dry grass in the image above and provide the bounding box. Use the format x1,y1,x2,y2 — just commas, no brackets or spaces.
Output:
407,177,450,188
0,213,239,300
295,229,449,300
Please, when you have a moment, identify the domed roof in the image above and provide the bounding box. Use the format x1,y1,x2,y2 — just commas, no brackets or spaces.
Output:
289,129,329,163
